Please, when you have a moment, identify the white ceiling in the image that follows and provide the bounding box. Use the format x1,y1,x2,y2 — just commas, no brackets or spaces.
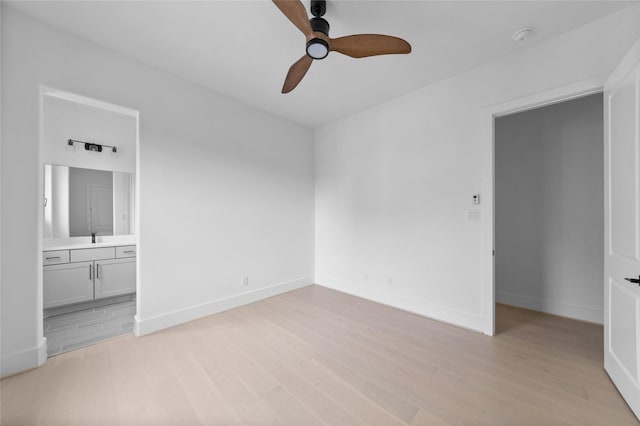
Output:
7,0,637,128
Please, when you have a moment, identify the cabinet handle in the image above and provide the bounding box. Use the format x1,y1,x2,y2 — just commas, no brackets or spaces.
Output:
624,276,640,286
97,263,100,279
89,264,92,280
123,250,135,254
45,256,61,260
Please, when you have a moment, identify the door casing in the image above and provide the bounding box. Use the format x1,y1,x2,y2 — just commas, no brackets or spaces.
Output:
481,75,609,336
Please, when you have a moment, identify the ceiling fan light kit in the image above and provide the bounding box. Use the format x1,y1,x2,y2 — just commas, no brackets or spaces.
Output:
306,38,329,59
273,0,412,93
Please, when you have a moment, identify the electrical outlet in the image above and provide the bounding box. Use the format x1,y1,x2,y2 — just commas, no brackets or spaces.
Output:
364,273,368,281
466,209,480,221
387,278,393,286
242,276,249,286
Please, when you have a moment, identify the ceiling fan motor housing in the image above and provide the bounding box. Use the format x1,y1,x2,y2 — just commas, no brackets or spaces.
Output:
310,17,329,35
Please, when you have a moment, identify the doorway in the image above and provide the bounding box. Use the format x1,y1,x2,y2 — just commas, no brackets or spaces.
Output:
494,93,604,330
39,87,140,357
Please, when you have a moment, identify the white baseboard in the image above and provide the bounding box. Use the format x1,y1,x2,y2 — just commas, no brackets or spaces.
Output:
134,276,314,336
316,277,487,334
496,291,603,324
1,337,47,378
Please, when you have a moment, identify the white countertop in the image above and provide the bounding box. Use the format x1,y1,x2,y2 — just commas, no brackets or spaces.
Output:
43,237,136,251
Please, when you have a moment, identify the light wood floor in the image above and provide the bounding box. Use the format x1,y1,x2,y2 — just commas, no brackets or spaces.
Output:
1,285,637,425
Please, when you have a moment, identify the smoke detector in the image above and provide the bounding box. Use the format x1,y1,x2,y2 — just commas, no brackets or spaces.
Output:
512,27,533,42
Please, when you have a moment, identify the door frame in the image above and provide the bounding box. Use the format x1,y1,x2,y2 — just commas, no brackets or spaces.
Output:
37,86,141,361
480,75,609,336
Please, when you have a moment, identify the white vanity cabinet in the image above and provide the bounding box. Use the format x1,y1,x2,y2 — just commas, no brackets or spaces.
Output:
43,245,136,309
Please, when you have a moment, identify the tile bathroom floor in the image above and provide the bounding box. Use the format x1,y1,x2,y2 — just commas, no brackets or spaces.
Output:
44,299,135,356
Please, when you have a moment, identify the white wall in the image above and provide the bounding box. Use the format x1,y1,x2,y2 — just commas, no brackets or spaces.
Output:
315,6,640,333
42,94,136,173
495,94,604,323
1,7,314,377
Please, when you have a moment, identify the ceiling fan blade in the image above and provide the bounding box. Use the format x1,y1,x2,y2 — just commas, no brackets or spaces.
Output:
330,34,411,58
272,0,313,37
282,55,313,94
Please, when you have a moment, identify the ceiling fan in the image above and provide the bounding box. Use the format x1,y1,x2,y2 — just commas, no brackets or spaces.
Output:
273,0,412,93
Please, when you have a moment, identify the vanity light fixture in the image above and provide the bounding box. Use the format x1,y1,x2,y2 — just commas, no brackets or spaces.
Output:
67,138,117,153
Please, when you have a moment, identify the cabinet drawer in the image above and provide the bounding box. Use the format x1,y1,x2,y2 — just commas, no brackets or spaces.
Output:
116,245,137,258
70,247,116,263
43,250,70,266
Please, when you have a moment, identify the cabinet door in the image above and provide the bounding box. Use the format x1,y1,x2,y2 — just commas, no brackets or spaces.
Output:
43,261,94,308
94,258,136,299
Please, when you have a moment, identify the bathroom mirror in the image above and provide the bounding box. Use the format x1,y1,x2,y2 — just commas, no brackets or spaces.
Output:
44,164,135,238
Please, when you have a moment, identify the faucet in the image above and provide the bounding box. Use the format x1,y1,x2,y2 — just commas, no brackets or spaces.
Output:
91,232,96,244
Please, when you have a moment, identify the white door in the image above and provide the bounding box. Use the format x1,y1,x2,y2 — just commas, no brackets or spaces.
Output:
604,38,640,420
88,184,113,235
